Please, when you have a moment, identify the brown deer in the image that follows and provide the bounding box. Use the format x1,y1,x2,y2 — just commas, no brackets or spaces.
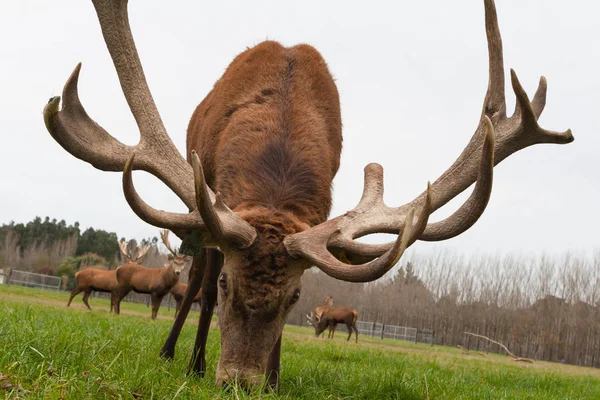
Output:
307,296,334,338
67,241,149,312
170,282,202,318
307,307,359,343
114,230,187,319
44,0,573,390
67,268,119,311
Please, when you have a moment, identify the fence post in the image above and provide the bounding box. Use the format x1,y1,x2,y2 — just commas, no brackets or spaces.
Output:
431,330,435,347
371,322,376,337
381,324,385,340
415,329,418,344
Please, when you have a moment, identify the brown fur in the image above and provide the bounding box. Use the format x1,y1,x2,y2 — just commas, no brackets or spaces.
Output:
67,268,119,312
185,41,342,388
314,307,359,343
314,296,334,338
170,282,202,317
115,259,185,319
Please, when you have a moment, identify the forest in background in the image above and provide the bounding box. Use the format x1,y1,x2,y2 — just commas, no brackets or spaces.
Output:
290,250,600,368
2,217,599,368
0,217,170,289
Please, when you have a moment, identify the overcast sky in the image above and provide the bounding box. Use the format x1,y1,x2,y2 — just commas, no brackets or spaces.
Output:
1,1,597,259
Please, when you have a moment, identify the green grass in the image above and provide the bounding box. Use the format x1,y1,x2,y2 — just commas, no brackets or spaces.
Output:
0,285,599,399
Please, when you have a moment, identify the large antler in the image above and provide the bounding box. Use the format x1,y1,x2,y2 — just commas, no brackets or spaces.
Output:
43,0,256,248
285,0,573,282
135,243,151,263
118,240,132,263
160,229,178,257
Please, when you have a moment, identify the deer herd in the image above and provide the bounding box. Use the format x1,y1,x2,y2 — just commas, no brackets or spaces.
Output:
43,0,572,392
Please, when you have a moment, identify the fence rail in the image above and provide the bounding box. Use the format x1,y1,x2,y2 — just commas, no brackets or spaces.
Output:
5,270,62,291
2,271,434,344
301,319,435,345
1,269,199,312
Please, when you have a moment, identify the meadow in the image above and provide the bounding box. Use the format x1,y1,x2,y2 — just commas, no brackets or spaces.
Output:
0,285,598,399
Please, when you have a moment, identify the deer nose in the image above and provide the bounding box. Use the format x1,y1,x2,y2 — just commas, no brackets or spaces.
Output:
216,370,265,392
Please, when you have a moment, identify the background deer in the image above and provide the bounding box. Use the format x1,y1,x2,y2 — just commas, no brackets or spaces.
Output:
307,306,359,343
44,0,573,390
67,268,119,311
67,241,149,312
170,282,202,318
114,230,186,319
307,296,334,338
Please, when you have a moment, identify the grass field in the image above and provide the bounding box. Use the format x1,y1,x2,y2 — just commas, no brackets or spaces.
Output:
0,285,598,399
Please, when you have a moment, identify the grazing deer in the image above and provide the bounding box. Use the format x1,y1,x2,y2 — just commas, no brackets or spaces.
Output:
67,241,149,312
44,0,573,390
170,282,202,318
115,230,186,319
307,296,334,338
307,307,359,343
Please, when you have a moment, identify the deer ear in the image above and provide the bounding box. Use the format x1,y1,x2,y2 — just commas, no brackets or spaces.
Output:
163,263,170,268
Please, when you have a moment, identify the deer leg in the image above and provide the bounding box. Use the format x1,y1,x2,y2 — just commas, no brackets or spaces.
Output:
346,323,353,342
114,289,129,315
331,324,337,339
161,250,206,360
174,299,181,319
188,249,222,377
354,324,359,343
67,287,81,307
266,334,282,391
151,294,161,320
109,291,117,313
82,290,92,310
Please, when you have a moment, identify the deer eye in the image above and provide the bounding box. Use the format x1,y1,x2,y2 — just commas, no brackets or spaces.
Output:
219,273,228,295
290,288,301,305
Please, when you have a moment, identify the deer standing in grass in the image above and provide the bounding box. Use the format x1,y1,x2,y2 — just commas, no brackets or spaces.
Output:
115,230,186,319
170,283,202,318
67,241,149,312
307,306,359,343
44,0,573,390
307,296,334,338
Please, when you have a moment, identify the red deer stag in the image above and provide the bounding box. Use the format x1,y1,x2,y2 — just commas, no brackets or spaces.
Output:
170,283,202,318
115,231,186,319
307,296,334,338
67,241,149,312
67,268,119,312
43,0,573,390
307,307,359,343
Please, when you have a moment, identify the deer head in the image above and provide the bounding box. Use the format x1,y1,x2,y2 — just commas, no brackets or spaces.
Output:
44,0,572,389
119,240,150,264
160,229,186,277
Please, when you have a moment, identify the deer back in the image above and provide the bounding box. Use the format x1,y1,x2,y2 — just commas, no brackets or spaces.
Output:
187,41,342,226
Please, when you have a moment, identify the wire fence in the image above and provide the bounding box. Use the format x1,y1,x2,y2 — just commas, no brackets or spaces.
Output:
329,321,435,345
1,269,199,313
1,270,434,344
5,269,62,291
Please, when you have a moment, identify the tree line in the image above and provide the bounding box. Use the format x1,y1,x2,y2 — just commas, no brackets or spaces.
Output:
0,216,166,289
289,250,600,368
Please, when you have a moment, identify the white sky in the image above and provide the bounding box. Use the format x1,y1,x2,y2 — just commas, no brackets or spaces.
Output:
1,1,597,258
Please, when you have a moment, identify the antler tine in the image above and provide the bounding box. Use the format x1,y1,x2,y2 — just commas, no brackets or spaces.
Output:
420,116,495,241
285,0,573,279
43,0,195,210
191,151,257,248
122,153,257,247
135,243,151,262
406,0,572,216
286,187,431,282
118,240,131,262
160,229,178,257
